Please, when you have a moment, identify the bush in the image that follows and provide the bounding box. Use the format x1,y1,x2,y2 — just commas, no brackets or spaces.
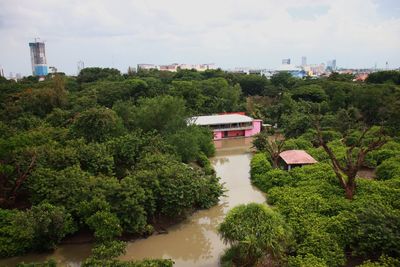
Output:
296,228,346,267
349,196,400,258
250,153,272,179
86,211,122,241
289,163,338,186
28,165,91,216
71,107,125,142
135,154,223,218
359,255,400,267
0,203,76,257
16,259,57,267
218,203,292,266
0,209,34,257
283,138,313,150
252,169,292,192
376,157,400,180
288,254,328,267
196,152,215,175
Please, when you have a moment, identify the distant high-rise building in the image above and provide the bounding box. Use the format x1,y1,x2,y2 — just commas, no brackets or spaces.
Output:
327,59,337,71
301,56,307,66
282,58,291,65
77,60,85,74
0,66,4,77
29,39,48,76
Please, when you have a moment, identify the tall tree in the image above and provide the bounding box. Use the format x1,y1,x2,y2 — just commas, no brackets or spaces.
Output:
314,121,387,199
253,132,285,168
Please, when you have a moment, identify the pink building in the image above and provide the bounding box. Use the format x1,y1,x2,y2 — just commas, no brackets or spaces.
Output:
190,114,262,140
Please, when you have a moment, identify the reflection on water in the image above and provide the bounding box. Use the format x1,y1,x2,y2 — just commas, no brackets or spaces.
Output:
0,244,93,267
120,137,265,267
0,137,265,267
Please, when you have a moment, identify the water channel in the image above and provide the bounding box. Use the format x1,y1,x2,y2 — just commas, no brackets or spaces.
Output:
0,138,266,267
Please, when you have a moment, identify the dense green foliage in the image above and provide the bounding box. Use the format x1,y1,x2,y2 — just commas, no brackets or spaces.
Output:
218,203,292,266
0,203,75,257
244,70,400,266
366,70,400,85
248,152,400,266
1,68,400,266
0,70,228,261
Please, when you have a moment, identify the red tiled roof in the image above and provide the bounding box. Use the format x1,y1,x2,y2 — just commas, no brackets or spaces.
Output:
279,150,317,165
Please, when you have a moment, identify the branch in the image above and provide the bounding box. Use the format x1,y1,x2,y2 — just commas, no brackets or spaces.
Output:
9,155,37,201
314,118,347,187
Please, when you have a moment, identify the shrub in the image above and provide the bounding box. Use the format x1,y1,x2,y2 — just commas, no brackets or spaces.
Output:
86,211,122,241
359,255,400,267
0,203,76,257
16,259,57,267
283,138,313,150
349,196,400,258
376,157,400,180
218,203,292,266
252,169,292,192
0,209,34,257
250,153,272,179
288,254,328,267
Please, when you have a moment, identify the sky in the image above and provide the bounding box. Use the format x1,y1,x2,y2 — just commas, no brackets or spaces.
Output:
0,0,399,76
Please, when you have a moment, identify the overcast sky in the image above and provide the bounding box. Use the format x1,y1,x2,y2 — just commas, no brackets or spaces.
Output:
1,0,399,76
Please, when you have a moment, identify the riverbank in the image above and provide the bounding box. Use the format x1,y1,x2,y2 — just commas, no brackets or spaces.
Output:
0,138,265,267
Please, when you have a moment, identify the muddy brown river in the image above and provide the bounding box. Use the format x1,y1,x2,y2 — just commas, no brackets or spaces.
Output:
0,138,266,267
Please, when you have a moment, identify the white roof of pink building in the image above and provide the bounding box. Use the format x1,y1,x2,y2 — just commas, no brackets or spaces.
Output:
191,114,254,126
279,150,317,165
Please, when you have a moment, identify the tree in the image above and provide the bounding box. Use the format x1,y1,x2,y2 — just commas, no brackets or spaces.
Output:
77,67,122,83
22,203,76,251
252,132,285,168
86,211,122,241
71,107,125,142
271,72,296,89
132,95,187,133
328,72,355,82
169,81,205,113
315,123,388,199
87,79,148,107
167,126,215,162
28,165,91,215
291,85,328,103
376,157,400,180
218,203,292,266
237,74,268,96
366,70,400,85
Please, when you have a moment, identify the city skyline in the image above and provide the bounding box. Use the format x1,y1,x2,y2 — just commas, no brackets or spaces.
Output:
1,0,400,75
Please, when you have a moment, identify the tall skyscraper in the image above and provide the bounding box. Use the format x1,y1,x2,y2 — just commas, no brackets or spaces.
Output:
301,56,307,66
29,39,48,76
0,65,4,77
282,58,291,65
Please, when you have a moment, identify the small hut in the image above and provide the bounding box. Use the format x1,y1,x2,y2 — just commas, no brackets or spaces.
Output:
279,150,317,170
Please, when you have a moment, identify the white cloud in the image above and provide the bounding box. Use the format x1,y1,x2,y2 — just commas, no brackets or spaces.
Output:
0,0,399,75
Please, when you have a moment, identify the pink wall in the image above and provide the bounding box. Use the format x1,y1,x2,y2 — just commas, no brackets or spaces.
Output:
214,131,223,140
213,119,262,140
227,130,245,137
245,120,262,137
